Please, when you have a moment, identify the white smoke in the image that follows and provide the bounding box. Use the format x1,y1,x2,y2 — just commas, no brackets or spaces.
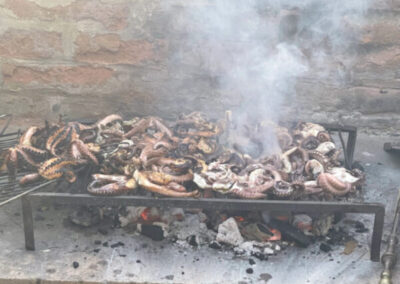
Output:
165,0,373,154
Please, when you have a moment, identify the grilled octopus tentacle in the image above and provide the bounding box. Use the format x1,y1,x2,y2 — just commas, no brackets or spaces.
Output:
134,170,198,197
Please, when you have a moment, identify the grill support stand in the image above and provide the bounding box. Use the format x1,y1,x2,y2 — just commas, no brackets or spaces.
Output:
22,193,384,261
21,196,35,251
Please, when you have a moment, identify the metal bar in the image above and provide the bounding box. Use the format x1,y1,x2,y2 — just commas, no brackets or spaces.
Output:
21,196,34,250
319,123,357,133
371,205,385,262
346,128,357,169
0,180,56,207
27,192,384,260
28,193,383,212
320,123,357,170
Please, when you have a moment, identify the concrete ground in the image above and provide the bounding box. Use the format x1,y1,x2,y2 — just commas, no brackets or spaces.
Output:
0,133,400,284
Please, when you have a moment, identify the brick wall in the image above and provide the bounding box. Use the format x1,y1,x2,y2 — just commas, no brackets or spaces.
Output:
0,0,399,133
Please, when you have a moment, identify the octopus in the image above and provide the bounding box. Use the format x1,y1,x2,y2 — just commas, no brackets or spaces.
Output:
1,126,47,175
19,157,82,185
3,113,362,201
46,122,99,164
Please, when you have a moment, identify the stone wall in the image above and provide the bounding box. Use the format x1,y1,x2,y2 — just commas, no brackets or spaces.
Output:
0,0,399,133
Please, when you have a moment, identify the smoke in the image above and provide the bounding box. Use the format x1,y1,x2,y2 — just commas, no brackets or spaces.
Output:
166,0,372,154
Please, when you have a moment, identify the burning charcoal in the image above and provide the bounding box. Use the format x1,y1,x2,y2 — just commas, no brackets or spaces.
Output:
270,219,310,248
209,241,222,250
138,224,165,241
72,261,79,269
319,243,332,253
216,217,244,246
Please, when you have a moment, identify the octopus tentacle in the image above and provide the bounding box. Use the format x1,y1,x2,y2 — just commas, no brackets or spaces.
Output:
96,114,123,128
317,173,351,196
71,139,98,165
19,145,47,157
134,170,198,197
147,170,193,185
123,118,150,138
19,126,39,146
19,173,41,185
88,180,129,195
16,148,38,168
308,151,328,169
92,174,128,183
168,182,187,192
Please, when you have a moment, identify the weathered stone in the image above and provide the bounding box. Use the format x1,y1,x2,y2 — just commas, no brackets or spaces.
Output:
74,33,166,65
0,29,62,59
2,64,114,87
4,0,129,31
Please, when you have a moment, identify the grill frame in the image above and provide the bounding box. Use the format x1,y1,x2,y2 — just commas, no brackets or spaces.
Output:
0,122,384,261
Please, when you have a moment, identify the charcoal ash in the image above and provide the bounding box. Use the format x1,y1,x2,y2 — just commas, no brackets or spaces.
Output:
216,217,244,246
167,212,216,247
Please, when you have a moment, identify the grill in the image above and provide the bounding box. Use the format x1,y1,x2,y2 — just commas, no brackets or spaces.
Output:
0,121,385,262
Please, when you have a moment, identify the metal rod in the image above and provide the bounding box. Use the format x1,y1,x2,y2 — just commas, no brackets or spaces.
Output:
21,196,35,250
0,114,12,136
0,180,56,207
379,189,400,284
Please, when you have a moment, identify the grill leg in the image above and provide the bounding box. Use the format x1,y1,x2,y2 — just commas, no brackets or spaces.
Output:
21,196,35,251
346,129,357,169
370,208,385,261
